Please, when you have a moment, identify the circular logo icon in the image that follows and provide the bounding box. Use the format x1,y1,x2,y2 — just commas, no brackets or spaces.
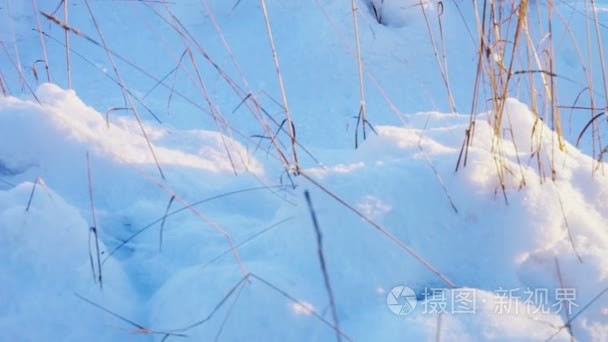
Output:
387,285,417,315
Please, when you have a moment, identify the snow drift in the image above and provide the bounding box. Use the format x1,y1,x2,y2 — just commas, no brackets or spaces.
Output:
1,85,607,341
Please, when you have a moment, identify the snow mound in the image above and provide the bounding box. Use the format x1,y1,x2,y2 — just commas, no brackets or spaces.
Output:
32,83,260,174
0,83,266,213
149,263,338,341
2,86,607,341
253,98,608,341
0,182,137,341
0,83,263,192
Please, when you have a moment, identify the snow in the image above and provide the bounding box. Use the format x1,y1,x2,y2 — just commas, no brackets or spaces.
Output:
3,83,262,175
348,289,572,341
1,0,608,341
0,182,138,341
364,0,435,28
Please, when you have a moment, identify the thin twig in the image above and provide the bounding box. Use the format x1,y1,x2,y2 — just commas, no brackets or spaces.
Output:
576,112,605,147
25,177,40,212
545,286,608,341
32,0,51,82
213,282,245,342
86,152,103,289
42,5,166,179
553,187,583,263
199,216,295,270
64,0,72,88
159,195,175,252
25,176,53,211
351,0,367,148
249,273,352,341
259,0,300,172
74,293,187,338
435,312,443,342
554,258,575,341
168,276,249,333
0,41,40,103
35,30,162,124
300,171,456,288
102,185,289,264
304,191,342,342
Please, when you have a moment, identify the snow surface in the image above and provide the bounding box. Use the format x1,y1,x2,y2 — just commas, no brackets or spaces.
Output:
1,0,608,341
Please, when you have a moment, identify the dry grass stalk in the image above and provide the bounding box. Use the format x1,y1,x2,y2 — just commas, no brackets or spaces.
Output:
351,0,369,148
86,152,103,289
31,0,51,82
305,191,342,342
25,176,52,211
259,0,300,172
1,41,40,103
159,195,175,253
147,4,295,171
250,273,353,341
419,0,457,113
75,293,187,339
64,0,72,88
82,1,166,179
300,170,457,289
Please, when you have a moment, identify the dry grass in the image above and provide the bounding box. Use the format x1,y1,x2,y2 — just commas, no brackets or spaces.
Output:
31,0,51,83
86,152,103,289
448,0,608,197
63,0,72,88
351,0,370,148
25,176,52,212
260,0,300,172
304,190,342,342
1,0,607,339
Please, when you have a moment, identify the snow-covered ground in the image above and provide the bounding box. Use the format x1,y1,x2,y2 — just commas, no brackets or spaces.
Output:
1,1,608,341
